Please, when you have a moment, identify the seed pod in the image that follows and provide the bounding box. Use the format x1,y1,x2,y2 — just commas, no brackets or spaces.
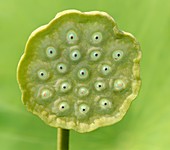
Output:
17,10,141,133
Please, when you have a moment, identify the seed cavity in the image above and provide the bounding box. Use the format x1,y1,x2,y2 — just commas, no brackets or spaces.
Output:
52,100,70,114
90,50,101,61
78,87,89,97
100,64,112,75
79,104,90,114
91,32,103,44
57,63,67,74
66,30,78,44
114,79,125,91
46,47,57,58
58,102,70,112
70,49,81,61
112,50,123,61
78,68,89,79
41,88,52,100
60,81,72,93
37,69,49,80
94,81,106,91
99,98,112,109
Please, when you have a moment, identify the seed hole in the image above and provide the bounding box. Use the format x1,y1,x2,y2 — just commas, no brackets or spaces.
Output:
37,69,49,80
66,30,78,44
99,98,112,109
94,81,106,91
90,50,101,61
91,32,103,44
78,68,89,79
57,63,67,74
79,104,90,114
95,36,99,39
70,50,81,61
46,47,57,58
60,82,72,93
101,64,112,75
112,50,123,61
58,102,70,112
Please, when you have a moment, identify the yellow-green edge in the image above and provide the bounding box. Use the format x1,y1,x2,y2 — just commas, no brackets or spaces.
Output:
17,10,142,133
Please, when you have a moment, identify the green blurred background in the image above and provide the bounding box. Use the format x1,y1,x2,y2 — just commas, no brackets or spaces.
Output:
0,0,170,149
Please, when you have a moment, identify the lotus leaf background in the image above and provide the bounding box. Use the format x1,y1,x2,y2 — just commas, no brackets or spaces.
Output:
0,0,170,150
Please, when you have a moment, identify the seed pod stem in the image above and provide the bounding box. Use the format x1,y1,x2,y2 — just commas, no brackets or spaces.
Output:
57,128,70,150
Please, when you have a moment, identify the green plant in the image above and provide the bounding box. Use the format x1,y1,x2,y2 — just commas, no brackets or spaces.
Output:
17,10,141,150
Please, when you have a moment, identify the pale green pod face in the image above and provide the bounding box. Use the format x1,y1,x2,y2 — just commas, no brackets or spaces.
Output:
17,10,141,133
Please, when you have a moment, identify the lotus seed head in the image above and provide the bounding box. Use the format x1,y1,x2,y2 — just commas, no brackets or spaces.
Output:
46,47,57,58
17,10,141,133
112,50,123,61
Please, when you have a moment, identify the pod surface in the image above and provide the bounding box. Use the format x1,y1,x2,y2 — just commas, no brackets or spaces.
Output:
17,10,141,133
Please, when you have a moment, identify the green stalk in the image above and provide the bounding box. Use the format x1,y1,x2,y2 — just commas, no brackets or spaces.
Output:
57,128,70,150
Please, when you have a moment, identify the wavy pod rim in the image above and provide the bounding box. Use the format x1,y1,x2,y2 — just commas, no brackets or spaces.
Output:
17,9,142,133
